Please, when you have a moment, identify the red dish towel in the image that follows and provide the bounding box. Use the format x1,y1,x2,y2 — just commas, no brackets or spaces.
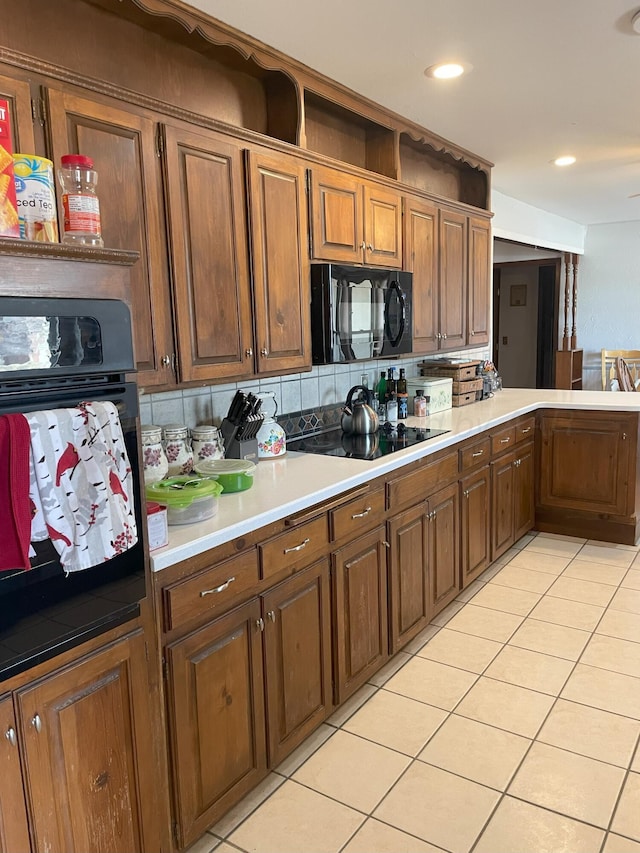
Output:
0,413,32,571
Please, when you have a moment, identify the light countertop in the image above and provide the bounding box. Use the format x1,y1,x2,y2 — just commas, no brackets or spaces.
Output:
149,389,640,572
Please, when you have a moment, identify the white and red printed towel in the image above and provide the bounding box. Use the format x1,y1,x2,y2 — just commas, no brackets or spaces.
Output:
27,401,138,572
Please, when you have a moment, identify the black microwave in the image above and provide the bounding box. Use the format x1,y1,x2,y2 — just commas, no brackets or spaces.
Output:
310,264,413,364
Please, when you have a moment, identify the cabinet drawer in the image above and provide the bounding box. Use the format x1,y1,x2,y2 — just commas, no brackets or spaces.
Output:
260,516,328,581
163,549,259,631
330,488,385,542
515,417,535,444
386,451,457,511
459,437,491,472
491,425,516,455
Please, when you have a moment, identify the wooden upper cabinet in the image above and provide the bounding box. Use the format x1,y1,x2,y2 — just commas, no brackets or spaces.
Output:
162,124,254,383
246,149,311,375
45,89,174,389
0,694,31,853
309,165,402,267
16,630,157,853
468,215,491,346
362,182,402,268
439,207,467,350
404,195,438,353
309,166,362,262
0,71,36,154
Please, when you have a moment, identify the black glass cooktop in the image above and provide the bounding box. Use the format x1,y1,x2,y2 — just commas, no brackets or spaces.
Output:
287,424,449,460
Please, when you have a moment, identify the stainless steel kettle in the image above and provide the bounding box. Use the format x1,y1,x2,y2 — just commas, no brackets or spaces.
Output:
341,385,379,435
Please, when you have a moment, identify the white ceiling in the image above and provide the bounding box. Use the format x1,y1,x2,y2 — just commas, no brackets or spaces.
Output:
184,0,640,227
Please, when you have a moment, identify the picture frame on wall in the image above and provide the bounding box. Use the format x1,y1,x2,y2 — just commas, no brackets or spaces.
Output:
510,284,527,307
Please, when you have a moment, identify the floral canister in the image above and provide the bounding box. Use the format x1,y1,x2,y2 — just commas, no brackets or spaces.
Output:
256,392,286,459
141,424,169,484
162,423,194,476
191,424,224,463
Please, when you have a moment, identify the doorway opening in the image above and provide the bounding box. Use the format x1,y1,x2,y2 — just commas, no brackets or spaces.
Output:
493,256,560,389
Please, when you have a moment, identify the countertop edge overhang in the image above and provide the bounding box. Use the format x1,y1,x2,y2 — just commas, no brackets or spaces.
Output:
150,389,640,571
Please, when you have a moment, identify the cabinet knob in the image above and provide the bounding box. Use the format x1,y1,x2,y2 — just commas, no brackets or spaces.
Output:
31,714,42,734
256,618,265,632
436,332,442,340
367,244,374,251
161,354,171,367
470,330,475,336
200,576,235,597
442,333,448,340
382,540,391,548
463,489,470,498
267,610,276,622
622,432,628,440
283,537,309,554
245,347,253,358
5,727,16,747
360,241,366,250
260,347,269,357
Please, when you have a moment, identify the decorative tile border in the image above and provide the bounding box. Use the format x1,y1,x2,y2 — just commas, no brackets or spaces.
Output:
278,403,344,439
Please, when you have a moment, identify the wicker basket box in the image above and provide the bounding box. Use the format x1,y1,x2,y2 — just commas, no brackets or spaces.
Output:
419,359,482,382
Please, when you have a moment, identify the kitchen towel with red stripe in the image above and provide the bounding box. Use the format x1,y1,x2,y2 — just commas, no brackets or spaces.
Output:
26,401,138,572
0,413,32,571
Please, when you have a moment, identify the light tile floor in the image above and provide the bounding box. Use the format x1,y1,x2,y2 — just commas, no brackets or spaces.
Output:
187,532,640,853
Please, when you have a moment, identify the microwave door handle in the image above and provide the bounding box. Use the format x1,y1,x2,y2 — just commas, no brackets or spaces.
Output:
337,282,356,360
385,280,406,348
372,287,384,357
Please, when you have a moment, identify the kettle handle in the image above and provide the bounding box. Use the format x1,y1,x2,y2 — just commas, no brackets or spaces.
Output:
345,385,366,411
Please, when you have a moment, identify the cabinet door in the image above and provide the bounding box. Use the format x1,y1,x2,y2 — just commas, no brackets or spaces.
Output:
468,216,491,346
387,502,430,654
166,599,267,848
246,149,311,374
46,90,174,389
460,466,491,587
428,483,460,615
162,124,254,383
0,694,31,853
17,631,156,853
491,451,515,560
262,559,332,767
308,166,362,263
404,196,438,353
439,207,467,350
363,182,402,268
538,412,634,516
0,71,36,153
514,442,535,541
332,527,388,704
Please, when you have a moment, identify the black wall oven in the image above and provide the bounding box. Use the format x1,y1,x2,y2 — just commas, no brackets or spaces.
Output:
0,297,145,682
310,263,413,363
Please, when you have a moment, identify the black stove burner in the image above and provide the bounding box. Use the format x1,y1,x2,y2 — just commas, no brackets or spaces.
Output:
287,424,449,460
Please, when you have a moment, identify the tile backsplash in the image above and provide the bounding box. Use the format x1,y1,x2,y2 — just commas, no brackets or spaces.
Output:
139,348,490,431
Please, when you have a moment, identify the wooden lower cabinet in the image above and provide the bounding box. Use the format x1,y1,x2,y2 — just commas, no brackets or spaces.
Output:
387,502,430,654
429,483,460,615
14,630,156,853
262,559,332,766
491,442,535,560
166,599,267,848
332,527,389,704
0,695,31,853
460,466,491,588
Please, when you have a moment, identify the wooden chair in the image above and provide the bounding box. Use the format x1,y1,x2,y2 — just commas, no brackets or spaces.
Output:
601,350,640,390
615,358,639,392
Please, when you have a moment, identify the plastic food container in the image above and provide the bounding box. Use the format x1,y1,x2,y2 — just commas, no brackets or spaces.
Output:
145,476,223,525
195,458,256,493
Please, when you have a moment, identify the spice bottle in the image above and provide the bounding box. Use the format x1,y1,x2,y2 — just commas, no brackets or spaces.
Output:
57,154,104,247
413,390,427,417
397,368,408,419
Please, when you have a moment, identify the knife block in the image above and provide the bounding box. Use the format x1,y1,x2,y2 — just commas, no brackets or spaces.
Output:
221,418,258,461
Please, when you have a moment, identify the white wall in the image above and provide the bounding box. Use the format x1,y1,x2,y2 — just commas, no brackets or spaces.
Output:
492,191,586,255
576,221,640,390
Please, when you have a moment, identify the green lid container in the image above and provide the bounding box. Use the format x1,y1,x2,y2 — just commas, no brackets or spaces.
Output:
194,459,256,493
145,476,223,525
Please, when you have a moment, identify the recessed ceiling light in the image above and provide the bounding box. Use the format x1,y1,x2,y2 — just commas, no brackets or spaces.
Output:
424,62,467,80
553,155,577,167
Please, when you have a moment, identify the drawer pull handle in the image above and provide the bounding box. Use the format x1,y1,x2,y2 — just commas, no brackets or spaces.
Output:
284,538,310,554
500,437,511,444
31,714,42,734
351,506,372,519
521,427,531,434
200,577,236,597
5,727,16,747
471,450,484,458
